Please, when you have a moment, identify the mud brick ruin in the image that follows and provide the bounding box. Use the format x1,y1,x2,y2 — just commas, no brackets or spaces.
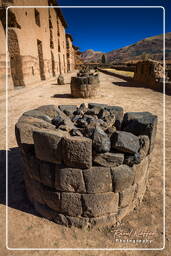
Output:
134,59,166,87
71,66,100,98
15,103,157,228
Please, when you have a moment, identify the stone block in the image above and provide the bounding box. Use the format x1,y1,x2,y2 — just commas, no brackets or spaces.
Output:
123,153,141,167
106,106,124,121
15,122,38,153
111,165,135,192
111,131,140,154
33,129,66,164
93,152,124,167
139,135,150,159
92,126,111,153
57,75,65,85
15,116,55,153
82,192,119,217
133,156,149,183
17,115,55,129
89,213,117,228
83,167,112,193
119,184,136,208
36,105,66,119
122,112,157,152
62,136,92,169
23,109,52,123
39,161,55,187
61,192,82,217
55,167,86,193
58,105,77,116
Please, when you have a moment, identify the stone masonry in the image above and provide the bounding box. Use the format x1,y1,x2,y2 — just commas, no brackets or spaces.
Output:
71,66,100,98
15,103,157,228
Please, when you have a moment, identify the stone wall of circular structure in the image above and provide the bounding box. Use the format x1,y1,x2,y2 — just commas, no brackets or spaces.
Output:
70,73,100,98
15,103,157,229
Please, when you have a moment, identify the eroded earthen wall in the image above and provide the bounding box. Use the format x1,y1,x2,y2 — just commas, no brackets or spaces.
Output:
0,0,74,91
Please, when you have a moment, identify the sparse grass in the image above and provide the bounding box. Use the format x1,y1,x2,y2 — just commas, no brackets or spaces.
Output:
103,68,134,78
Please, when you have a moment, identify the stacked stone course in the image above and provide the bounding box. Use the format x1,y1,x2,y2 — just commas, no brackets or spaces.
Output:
15,103,157,228
71,66,100,98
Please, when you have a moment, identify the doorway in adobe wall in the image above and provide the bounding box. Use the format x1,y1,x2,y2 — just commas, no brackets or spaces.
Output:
37,40,45,80
58,54,62,75
8,29,25,87
51,51,55,77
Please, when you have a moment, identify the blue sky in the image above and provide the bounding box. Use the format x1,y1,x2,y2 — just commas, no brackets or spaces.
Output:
58,0,171,52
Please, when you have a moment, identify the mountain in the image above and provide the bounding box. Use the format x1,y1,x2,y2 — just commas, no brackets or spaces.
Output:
81,49,103,63
81,32,171,63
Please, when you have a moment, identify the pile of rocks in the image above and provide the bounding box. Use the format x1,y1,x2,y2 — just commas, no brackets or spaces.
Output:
70,67,100,98
15,103,157,228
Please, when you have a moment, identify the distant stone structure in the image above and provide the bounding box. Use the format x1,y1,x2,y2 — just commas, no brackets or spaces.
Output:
15,103,157,228
0,0,78,92
70,66,100,98
133,59,165,87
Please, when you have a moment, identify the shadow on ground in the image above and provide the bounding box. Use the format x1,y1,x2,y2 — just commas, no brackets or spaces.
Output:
51,83,71,86
112,80,171,96
51,93,72,98
0,148,40,217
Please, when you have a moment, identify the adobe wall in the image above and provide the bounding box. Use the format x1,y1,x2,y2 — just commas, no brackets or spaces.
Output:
133,60,165,88
0,0,73,91
66,35,75,72
0,20,14,91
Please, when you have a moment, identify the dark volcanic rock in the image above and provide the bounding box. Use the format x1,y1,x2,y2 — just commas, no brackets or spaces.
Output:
83,167,112,193
138,135,150,160
105,126,116,137
92,126,111,153
93,152,124,167
58,105,77,117
111,165,135,192
57,74,65,85
51,116,64,128
70,129,83,137
124,153,141,167
122,112,157,152
62,136,92,169
111,131,140,154
23,109,52,123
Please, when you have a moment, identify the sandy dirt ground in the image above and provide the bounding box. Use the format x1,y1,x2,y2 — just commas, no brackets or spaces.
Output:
0,72,171,256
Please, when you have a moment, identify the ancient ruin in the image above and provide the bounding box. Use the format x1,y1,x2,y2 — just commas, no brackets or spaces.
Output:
134,59,165,87
71,66,100,98
0,0,79,92
15,103,157,228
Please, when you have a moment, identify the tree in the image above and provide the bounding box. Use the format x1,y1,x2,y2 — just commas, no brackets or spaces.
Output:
101,54,106,64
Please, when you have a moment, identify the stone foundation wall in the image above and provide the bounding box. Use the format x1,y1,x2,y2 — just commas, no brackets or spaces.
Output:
15,104,157,228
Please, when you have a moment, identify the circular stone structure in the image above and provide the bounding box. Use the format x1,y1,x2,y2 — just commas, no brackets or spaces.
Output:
70,70,100,98
15,103,157,229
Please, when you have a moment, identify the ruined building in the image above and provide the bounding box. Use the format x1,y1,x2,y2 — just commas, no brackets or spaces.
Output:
0,0,76,92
